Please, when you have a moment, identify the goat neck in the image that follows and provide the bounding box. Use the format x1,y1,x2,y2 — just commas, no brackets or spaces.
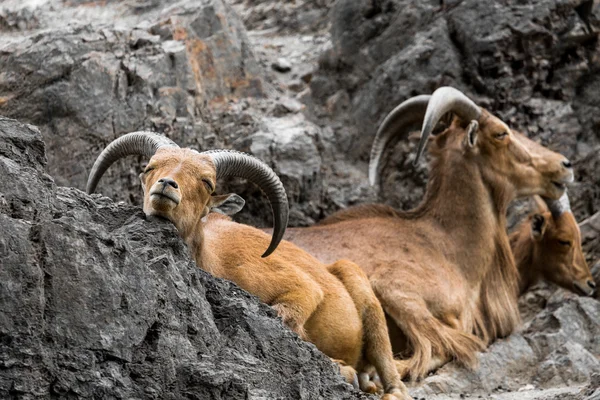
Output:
510,221,538,295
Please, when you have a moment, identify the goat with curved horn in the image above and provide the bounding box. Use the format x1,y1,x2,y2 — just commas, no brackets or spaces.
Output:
281,86,575,380
86,131,180,195
86,131,412,399
86,132,287,257
202,150,288,257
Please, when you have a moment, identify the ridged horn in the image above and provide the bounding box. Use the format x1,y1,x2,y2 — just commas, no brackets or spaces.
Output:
86,131,179,194
202,150,289,258
369,95,431,186
544,192,571,218
414,86,481,165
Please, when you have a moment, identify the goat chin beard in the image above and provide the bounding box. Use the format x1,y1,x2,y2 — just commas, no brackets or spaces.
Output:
145,196,179,220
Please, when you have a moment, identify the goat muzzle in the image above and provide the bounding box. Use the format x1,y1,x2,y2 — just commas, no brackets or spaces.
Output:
574,279,596,297
149,180,181,207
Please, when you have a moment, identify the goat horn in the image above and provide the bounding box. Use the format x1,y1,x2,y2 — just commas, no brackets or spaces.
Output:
544,192,571,218
202,150,289,258
368,95,431,186
414,86,481,165
86,131,179,194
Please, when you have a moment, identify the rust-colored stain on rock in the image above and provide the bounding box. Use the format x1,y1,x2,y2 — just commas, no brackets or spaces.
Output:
0,97,12,107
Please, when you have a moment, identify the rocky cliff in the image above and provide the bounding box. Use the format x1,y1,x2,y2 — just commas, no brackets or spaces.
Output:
1,0,600,398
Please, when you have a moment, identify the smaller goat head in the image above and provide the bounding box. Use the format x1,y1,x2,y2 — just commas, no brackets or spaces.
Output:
369,87,574,201
86,132,289,257
529,194,595,296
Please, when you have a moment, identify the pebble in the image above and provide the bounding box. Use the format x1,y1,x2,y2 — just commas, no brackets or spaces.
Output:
272,57,292,73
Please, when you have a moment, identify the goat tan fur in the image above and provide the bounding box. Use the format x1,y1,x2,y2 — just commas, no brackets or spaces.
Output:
317,196,595,298
512,194,596,297
281,87,575,379
86,133,411,400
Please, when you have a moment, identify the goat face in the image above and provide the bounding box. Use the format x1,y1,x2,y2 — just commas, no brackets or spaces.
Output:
530,208,595,296
458,109,574,200
140,148,243,232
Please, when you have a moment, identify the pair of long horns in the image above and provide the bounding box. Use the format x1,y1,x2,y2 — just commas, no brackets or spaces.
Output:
369,86,481,186
86,131,289,258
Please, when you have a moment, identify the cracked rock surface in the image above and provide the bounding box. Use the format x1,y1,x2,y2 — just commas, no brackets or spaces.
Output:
1,0,600,398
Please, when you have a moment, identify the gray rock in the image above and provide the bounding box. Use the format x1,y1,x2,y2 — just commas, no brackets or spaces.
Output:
408,294,600,398
272,57,292,73
275,96,304,114
230,0,335,34
2,0,600,398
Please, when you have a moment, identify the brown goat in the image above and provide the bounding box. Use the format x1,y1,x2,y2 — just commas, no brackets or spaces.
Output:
86,132,411,400
512,194,596,296
318,198,596,298
281,87,574,379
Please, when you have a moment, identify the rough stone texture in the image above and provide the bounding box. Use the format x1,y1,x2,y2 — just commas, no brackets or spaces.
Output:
409,287,600,399
230,0,335,34
0,118,368,399
1,0,600,226
1,0,600,398
0,0,350,227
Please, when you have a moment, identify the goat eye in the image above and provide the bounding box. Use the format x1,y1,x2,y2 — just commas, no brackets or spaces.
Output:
558,240,571,247
202,179,214,192
144,167,154,174
494,131,508,140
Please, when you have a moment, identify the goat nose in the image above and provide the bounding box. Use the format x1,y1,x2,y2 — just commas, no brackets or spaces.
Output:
562,159,572,169
587,280,596,290
158,178,179,189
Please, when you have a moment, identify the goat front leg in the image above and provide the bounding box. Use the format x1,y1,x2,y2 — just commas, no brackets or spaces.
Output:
371,277,483,381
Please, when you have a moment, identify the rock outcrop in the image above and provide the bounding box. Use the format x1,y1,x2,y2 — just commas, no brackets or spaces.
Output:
1,0,600,398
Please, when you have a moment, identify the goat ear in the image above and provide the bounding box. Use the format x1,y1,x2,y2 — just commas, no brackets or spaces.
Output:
209,193,245,216
531,214,547,240
465,120,479,148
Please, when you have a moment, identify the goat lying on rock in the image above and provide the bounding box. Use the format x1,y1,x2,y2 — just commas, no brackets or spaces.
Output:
282,87,575,379
320,192,595,388
512,193,596,297
86,132,411,399
318,192,595,300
